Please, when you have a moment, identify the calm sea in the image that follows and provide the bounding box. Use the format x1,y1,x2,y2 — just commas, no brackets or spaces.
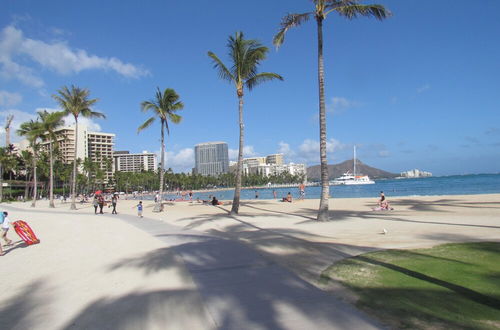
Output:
158,174,500,201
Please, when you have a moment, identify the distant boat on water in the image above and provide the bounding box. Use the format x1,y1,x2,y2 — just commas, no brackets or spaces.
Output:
330,146,375,185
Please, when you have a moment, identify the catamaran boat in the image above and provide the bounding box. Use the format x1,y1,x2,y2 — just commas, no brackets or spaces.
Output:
330,146,375,185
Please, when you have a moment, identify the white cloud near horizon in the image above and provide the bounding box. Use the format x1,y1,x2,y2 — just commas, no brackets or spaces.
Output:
326,97,361,114
0,25,149,88
0,90,22,107
0,108,37,145
228,145,257,161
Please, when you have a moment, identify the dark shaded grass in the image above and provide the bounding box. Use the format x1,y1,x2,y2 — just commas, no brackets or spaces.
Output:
321,242,500,330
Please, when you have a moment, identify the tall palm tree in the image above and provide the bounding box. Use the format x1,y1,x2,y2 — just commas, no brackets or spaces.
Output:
208,31,283,214
17,119,43,207
138,88,184,212
274,0,390,221
37,110,65,208
53,85,104,210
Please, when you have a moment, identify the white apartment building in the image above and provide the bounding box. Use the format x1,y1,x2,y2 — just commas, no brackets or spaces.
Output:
266,154,284,166
239,153,306,179
114,151,158,172
38,124,115,182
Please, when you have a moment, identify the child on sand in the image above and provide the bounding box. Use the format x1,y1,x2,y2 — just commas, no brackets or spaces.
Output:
136,201,143,218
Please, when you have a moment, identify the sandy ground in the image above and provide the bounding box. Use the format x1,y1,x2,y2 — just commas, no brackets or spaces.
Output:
1,194,499,329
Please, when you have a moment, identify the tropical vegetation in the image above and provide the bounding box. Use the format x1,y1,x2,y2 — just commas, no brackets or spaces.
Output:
208,31,283,214
273,0,390,220
138,88,184,212
53,85,104,210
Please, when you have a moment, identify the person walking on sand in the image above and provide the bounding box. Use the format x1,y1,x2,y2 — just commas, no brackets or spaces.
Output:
92,196,99,214
136,201,143,218
111,194,118,214
0,211,13,255
98,194,105,214
299,183,305,200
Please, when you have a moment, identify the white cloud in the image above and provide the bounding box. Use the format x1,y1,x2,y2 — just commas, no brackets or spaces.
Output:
0,25,149,88
228,145,257,161
326,97,361,114
0,90,22,107
162,148,195,173
417,84,430,94
296,138,345,164
0,109,37,144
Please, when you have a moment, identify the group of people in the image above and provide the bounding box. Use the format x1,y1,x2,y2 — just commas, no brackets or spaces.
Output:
92,193,119,215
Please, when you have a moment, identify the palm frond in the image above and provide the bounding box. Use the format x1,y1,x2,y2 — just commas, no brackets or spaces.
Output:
273,12,312,48
246,72,284,91
137,117,155,133
208,51,234,83
328,3,391,20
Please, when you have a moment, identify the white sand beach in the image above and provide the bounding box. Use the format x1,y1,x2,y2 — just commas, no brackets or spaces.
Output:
1,194,499,329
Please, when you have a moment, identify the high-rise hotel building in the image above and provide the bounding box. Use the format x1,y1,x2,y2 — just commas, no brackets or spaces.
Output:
38,124,115,182
194,142,229,176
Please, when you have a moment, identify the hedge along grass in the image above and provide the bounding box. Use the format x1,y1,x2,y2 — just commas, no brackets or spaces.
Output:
321,242,500,330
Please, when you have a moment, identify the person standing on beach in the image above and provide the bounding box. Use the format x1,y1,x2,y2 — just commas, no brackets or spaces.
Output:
273,190,277,199
111,194,118,214
299,183,305,200
1,211,13,246
136,201,143,218
98,194,105,214
92,196,99,214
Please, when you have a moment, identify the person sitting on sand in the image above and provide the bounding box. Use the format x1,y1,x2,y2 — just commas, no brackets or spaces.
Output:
282,192,292,203
373,191,393,210
211,196,219,206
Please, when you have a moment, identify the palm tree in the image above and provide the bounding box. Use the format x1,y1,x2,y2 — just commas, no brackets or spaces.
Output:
208,31,283,214
138,88,184,212
274,0,390,221
17,120,43,207
37,110,65,208
53,85,104,210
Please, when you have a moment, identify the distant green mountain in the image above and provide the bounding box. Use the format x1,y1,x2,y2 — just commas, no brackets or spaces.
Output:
307,159,398,181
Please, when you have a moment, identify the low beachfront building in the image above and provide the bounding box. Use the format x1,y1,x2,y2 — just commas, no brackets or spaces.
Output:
114,150,157,173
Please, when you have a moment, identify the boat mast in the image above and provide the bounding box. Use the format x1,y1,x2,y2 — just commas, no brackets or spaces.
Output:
353,145,357,176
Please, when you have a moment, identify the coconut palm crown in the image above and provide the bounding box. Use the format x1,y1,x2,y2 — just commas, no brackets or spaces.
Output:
138,87,184,212
208,31,283,214
53,85,104,210
273,0,390,221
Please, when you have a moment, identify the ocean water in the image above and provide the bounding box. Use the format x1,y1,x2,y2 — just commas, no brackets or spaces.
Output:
162,173,500,201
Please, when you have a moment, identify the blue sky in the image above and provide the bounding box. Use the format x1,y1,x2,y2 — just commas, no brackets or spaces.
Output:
1,0,499,176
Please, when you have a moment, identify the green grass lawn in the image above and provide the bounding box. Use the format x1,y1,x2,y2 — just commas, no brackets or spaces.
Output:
321,242,500,329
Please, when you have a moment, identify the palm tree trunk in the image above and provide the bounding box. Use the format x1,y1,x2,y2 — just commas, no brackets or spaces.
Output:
24,171,30,202
0,164,3,203
154,123,165,212
49,141,55,208
31,149,37,208
70,119,78,210
231,94,244,214
316,16,330,221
